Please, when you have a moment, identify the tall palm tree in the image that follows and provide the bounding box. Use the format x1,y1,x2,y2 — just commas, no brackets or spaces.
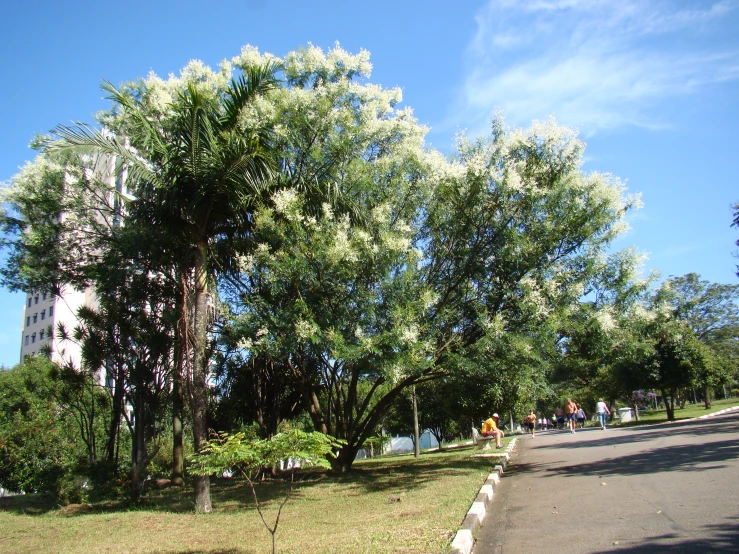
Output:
47,60,282,512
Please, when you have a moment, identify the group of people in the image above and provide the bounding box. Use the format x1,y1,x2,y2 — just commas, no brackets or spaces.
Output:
481,397,613,446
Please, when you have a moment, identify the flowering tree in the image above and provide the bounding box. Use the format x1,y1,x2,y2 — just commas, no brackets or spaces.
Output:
226,74,638,469
2,44,640,478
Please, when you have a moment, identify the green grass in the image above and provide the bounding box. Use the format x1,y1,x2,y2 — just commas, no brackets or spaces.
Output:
612,396,738,428
0,438,513,554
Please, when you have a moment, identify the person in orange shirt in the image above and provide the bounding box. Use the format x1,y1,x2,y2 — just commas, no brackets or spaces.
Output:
481,413,504,448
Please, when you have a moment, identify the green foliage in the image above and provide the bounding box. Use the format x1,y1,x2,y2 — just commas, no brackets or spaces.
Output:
0,358,109,504
190,426,343,480
190,424,344,554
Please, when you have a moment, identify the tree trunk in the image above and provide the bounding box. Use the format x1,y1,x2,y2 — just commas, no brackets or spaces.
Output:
191,240,211,514
171,276,187,487
104,360,126,463
412,387,420,458
171,360,185,487
661,388,674,421
703,385,712,409
330,444,359,473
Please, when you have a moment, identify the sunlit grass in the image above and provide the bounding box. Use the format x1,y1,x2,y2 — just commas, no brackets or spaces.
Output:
614,396,738,428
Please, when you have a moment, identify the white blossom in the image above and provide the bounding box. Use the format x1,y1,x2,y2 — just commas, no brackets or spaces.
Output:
399,324,419,344
594,308,617,332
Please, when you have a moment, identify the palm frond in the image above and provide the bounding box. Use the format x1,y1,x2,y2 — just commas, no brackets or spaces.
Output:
44,123,161,191
221,60,283,130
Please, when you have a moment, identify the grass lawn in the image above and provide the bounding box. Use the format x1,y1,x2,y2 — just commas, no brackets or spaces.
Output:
0,438,513,554
612,396,739,428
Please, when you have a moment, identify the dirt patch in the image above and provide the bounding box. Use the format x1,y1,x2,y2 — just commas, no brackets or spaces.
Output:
56,503,95,517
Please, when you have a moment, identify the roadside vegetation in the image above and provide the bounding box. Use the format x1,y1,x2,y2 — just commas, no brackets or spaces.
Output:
613,397,738,427
0,443,509,554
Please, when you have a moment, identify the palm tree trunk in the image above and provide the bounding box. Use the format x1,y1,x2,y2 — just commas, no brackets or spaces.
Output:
171,351,185,487
191,240,212,513
171,276,187,487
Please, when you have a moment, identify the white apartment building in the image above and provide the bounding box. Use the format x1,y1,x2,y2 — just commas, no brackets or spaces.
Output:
19,286,96,367
19,149,123,368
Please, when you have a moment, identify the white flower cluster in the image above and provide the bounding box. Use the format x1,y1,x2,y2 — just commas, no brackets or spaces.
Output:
272,189,301,221
327,215,358,263
237,337,253,351
481,313,507,337
594,307,617,332
294,319,318,340
629,303,657,323
398,324,419,345
284,42,373,83
232,44,279,70
518,275,551,319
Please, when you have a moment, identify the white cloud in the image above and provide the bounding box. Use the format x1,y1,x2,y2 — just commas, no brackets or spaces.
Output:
451,0,739,136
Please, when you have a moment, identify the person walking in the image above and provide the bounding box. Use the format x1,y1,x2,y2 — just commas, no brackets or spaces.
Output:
564,398,578,433
576,404,587,429
596,398,611,430
524,410,537,437
554,407,564,430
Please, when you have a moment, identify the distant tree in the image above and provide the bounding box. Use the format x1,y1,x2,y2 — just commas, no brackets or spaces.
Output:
655,273,739,407
649,319,704,420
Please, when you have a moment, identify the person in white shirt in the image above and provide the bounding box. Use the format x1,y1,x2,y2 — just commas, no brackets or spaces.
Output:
596,398,611,430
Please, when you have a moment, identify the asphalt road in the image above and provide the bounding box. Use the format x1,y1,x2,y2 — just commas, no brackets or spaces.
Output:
473,413,739,553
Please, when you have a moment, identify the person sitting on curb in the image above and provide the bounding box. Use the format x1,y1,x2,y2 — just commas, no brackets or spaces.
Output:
481,413,504,448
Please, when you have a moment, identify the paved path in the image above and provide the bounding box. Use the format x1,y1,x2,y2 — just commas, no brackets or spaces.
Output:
473,413,739,553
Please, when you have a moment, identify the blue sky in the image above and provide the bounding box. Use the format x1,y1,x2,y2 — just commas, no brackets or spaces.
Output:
1,0,737,367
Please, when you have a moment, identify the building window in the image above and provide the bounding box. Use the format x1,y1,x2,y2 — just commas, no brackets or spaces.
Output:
49,306,54,317
27,298,32,308
40,329,45,340
26,316,30,327
42,292,47,300
31,333,36,344
41,309,46,320
33,313,38,324
34,296,39,305
25,335,29,345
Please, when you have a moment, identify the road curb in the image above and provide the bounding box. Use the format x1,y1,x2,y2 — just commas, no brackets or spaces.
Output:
450,437,518,554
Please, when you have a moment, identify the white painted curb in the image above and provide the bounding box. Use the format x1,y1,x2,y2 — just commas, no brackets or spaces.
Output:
695,406,739,419
449,437,518,554
451,529,474,554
